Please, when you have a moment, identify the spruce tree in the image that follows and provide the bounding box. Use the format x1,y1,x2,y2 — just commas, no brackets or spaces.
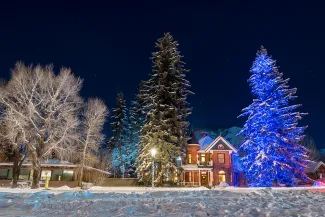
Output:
128,82,146,166
109,92,130,178
238,47,309,187
136,33,192,184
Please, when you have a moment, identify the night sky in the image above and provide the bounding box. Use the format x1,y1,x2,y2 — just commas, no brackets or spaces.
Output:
0,1,324,148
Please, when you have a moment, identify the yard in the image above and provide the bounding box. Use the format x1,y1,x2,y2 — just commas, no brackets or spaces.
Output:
1,186,325,216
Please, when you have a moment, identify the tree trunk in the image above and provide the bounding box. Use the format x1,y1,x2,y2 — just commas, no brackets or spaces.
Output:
11,148,27,188
31,152,41,189
79,141,88,187
11,150,20,188
79,164,84,187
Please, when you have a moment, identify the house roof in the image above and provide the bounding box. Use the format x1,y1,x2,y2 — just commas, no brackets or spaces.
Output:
306,161,325,173
198,135,214,150
188,131,199,145
0,162,111,175
204,136,238,152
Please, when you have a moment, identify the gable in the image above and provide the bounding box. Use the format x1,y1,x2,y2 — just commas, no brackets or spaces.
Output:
205,136,238,152
209,139,232,151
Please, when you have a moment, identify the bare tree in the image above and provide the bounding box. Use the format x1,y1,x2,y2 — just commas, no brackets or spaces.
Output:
302,135,321,162
0,81,31,188
78,98,108,186
0,118,29,188
0,62,82,188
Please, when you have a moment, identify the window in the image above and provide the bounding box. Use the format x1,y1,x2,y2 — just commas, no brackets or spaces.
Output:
188,153,192,164
189,172,192,182
218,170,226,183
209,153,212,161
218,144,224,149
19,168,30,180
218,153,225,164
7,169,13,180
51,170,63,181
176,157,182,167
41,170,52,181
201,154,206,162
0,169,8,180
62,170,73,181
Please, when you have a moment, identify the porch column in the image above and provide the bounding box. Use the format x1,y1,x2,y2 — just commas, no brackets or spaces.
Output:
207,170,209,186
183,172,185,185
199,170,201,186
209,170,213,186
192,171,194,186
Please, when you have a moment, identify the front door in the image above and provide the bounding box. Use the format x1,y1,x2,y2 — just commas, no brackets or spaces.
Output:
200,171,208,185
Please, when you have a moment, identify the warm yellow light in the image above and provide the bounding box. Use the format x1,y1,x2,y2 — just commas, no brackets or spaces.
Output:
151,148,157,157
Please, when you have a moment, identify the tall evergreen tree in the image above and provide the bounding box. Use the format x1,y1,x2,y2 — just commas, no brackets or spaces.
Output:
136,33,192,184
109,92,130,178
238,47,309,187
128,82,147,166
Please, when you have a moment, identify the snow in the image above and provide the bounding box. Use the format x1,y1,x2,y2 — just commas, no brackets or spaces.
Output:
1,186,325,216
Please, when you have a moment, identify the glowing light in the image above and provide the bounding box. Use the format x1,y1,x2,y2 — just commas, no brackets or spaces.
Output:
151,148,157,157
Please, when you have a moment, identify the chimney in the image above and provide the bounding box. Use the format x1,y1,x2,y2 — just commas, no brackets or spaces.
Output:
201,132,207,138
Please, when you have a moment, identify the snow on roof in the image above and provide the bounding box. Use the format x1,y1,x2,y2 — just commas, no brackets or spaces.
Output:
0,162,76,168
0,162,111,175
306,161,325,173
41,159,73,165
198,135,214,150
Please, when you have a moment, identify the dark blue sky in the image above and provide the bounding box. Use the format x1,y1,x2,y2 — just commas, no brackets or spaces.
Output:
0,1,324,148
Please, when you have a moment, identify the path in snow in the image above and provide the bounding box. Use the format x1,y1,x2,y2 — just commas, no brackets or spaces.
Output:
0,187,325,217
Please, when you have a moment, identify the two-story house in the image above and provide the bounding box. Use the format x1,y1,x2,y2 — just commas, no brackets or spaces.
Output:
181,132,245,187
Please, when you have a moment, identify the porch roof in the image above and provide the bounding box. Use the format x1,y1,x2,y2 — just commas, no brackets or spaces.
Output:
181,164,212,171
0,162,111,175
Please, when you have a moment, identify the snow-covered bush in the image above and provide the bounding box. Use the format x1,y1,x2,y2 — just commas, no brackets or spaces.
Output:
313,181,325,187
218,182,230,187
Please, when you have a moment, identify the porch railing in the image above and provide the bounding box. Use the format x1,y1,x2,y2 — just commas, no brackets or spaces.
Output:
197,161,213,167
181,181,200,186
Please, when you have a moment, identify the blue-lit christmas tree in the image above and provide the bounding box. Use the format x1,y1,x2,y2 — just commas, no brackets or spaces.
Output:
238,46,309,187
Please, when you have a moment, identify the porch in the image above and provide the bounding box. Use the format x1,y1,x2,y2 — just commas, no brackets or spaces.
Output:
181,166,213,187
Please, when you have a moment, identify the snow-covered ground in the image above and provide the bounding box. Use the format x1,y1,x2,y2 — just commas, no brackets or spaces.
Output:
1,186,325,216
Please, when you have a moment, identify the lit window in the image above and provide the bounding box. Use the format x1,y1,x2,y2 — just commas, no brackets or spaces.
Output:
189,172,192,182
218,153,225,164
218,170,226,182
41,170,51,181
188,154,192,164
201,154,206,162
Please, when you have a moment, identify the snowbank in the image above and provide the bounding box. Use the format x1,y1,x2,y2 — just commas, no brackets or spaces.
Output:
0,187,325,216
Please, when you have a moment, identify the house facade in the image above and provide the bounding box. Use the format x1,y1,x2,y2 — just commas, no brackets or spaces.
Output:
181,132,245,187
306,161,325,180
0,159,111,187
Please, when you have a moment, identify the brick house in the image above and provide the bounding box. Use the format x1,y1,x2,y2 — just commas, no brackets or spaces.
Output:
181,132,245,187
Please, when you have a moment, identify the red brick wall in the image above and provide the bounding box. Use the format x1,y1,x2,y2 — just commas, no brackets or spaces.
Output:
212,151,232,185
186,146,199,164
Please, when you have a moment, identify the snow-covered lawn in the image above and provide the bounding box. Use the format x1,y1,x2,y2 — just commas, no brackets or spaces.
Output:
1,186,325,216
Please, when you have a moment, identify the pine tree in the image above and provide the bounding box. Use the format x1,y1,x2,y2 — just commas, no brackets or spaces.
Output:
128,82,146,166
136,33,192,184
109,92,130,178
238,46,309,187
